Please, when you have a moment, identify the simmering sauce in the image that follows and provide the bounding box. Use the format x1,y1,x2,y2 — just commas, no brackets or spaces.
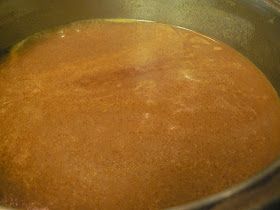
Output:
0,19,280,210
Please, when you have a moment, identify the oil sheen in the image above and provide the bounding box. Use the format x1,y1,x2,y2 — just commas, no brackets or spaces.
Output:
0,19,280,210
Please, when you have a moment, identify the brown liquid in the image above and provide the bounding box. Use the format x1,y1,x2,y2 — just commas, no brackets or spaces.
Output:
0,19,280,210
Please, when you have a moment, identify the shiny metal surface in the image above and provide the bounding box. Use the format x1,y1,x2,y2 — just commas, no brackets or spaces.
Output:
0,0,280,209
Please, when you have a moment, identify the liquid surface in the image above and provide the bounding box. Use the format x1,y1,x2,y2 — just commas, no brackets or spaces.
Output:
0,20,280,210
